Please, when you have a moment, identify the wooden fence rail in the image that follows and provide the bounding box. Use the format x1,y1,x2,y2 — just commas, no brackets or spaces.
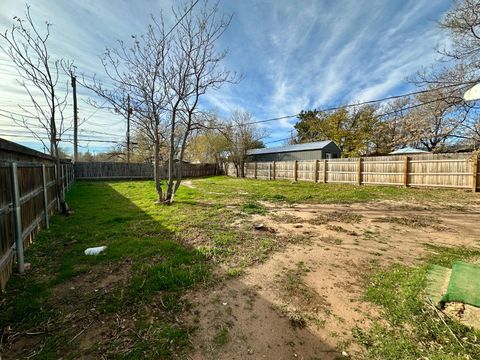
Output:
74,161,218,180
0,139,73,290
226,152,480,192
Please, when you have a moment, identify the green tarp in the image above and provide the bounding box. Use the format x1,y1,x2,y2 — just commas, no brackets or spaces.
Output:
443,261,480,308
426,264,451,306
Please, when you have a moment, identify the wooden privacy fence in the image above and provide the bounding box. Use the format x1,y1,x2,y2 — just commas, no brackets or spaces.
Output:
226,152,480,192
74,161,218,180
0,139,74,290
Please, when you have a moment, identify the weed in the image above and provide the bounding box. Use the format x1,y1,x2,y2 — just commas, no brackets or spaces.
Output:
241,201,267,214
313,317,326,329
227,267,243,277
326,224,359,236
308,211,362,225
213,326,230,346
362,229,378,240
270,213,303,223
270,194,288,202
287,312,307,328
373,214,447,230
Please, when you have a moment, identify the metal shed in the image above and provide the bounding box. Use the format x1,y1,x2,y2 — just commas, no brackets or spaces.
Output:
246,140,341,162
389,147,430,155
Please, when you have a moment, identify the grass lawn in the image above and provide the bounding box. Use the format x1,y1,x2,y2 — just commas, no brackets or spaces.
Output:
0,176,479,359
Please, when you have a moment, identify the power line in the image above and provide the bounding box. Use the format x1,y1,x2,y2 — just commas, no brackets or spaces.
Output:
246,81,476,126
0,108,74,120
0,108,42,119
0,114,125,138
82,99,109,123
0,124,123,138
0,129,122,142
0,133,129,144
264,137,291,145
164,0,200,39
0,120,46,130
262,91,466,147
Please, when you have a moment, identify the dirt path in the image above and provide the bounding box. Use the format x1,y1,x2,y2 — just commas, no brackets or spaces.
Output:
184,201,480,359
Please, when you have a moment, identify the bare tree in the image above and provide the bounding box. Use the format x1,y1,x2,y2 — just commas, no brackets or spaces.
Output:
85,16,170,203
87,1,237,204
0,5,72,213
187,117,230,168
404,87,471,151
225,111,266,177
439,0,480,73
372,98,413,154
160,1,238,203
410,1,480,147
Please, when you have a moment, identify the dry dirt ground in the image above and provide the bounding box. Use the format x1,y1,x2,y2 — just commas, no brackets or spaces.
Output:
183,200,480,360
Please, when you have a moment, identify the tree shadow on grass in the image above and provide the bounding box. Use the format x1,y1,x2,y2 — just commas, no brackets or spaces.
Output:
0,181,338,359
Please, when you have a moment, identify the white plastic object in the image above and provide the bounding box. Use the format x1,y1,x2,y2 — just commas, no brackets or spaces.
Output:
84,246,107,256
464,83,480,101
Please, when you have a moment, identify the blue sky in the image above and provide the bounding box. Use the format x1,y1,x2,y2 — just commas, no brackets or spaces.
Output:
0,0,452,154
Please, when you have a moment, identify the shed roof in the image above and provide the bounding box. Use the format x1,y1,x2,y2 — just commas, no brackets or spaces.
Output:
247,140,334,156
389,146,430,155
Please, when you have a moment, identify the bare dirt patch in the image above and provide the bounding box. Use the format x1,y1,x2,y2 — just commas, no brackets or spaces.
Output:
184,201,480,359
1,260,133,360
443,302,480,329
52,258,132,305
182,180,196,189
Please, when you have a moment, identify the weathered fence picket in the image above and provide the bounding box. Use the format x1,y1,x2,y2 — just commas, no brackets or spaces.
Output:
0,139,73,290
226,152,480,191
73,161,218,180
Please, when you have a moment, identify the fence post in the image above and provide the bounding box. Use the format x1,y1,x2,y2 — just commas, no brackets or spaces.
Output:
70,164,73,189
323,159,327,183
254,162,257,179
403,156,409,187
10,162,24,274
473,154,478,193
314,160,319,182
41,164,49,229
357,158,362,186
61,164,66,201
272,161,276,180
66,164,70,191
68,164,72,189
54,164,60,210
293,160,298,181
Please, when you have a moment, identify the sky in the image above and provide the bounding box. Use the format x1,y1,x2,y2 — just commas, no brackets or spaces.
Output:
0,0,453,154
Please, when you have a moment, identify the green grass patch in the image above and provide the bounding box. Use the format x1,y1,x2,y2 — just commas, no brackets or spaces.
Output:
0,181,215,358
241,201,267,214
193,176,477,206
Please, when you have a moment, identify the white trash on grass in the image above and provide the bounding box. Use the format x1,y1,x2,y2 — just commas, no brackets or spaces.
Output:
84,246,107,256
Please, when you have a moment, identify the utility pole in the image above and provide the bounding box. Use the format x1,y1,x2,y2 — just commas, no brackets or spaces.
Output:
126,95,132,163
71,71,78,162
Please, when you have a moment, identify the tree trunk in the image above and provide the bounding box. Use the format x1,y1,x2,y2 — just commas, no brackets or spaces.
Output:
53,141,68,214
154,139,163,203
165,159,175,204
234,162,239,177
239,159,245,178
164,111,177,204
170,127,190,204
